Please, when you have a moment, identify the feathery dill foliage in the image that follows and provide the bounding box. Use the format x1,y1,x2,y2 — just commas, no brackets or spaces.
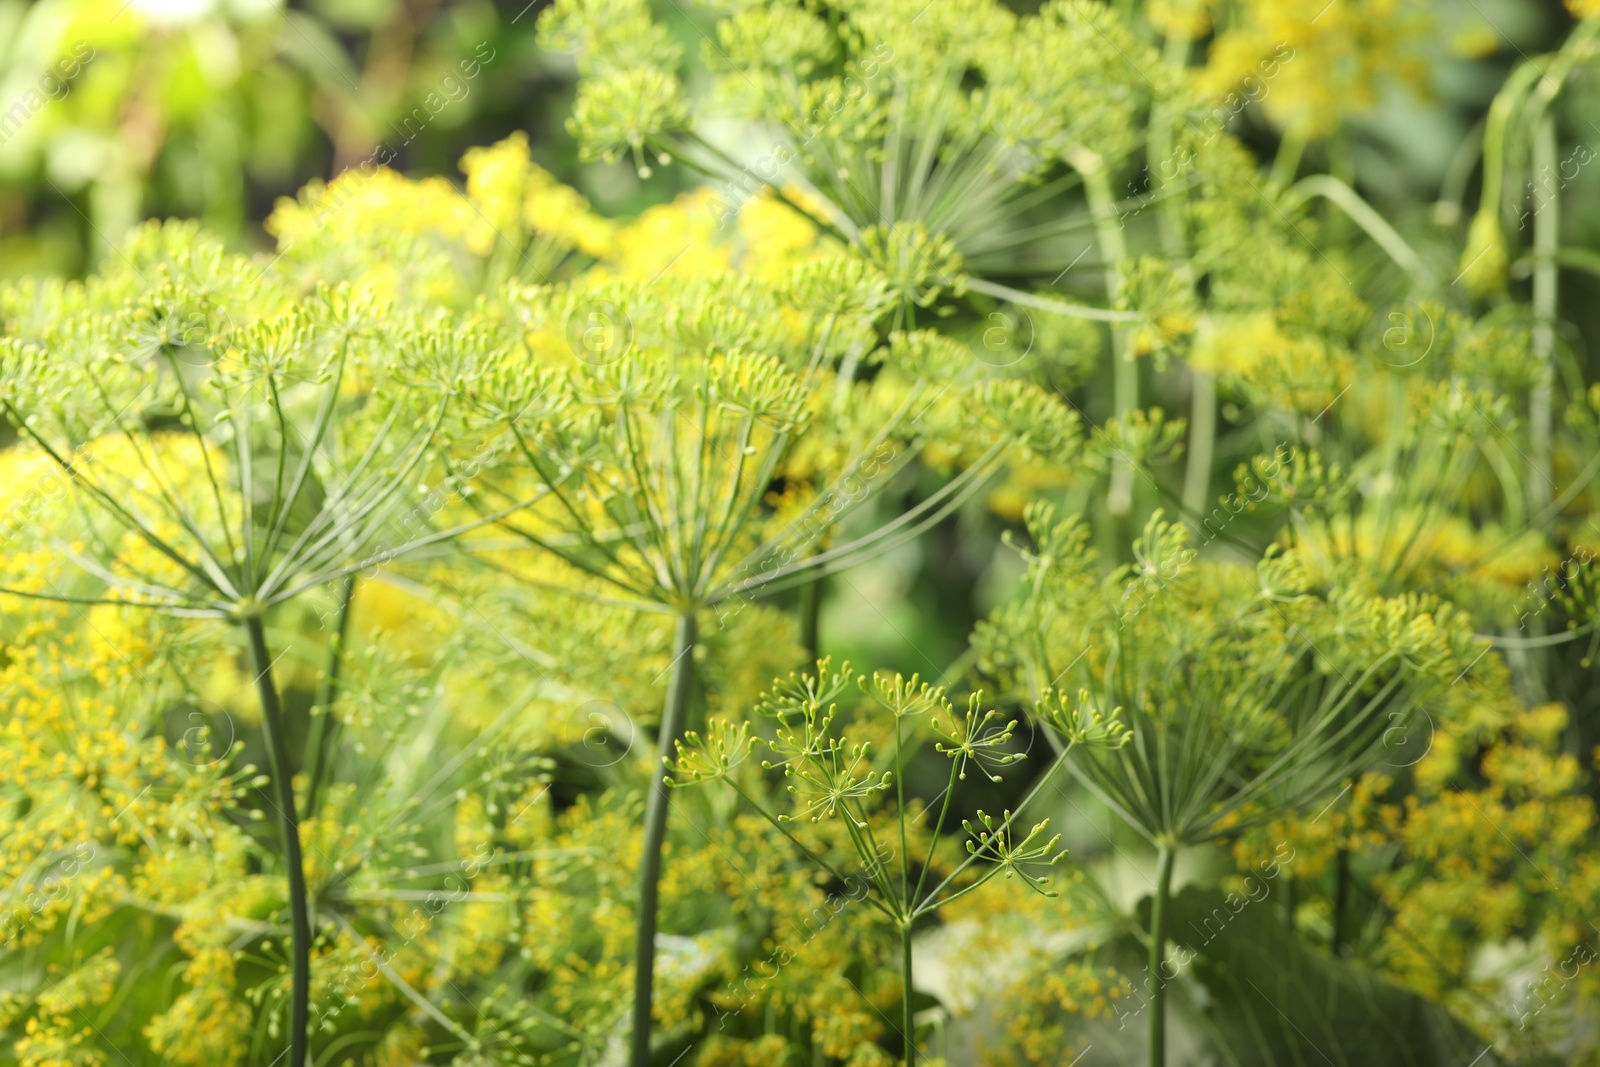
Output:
5,1,1600,1066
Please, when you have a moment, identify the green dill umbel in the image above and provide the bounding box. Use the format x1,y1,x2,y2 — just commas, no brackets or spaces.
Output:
668,661,1127,1065
977,502,1488,1065
453,258,1083,1065
0,225,530,1067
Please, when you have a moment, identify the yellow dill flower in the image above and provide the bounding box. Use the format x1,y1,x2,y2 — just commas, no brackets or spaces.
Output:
267,168,477,250
369,1024,429,1067
602,191,734,281
812,1006,882,1059
1149,0,1215,38
452,873,514,977
461,138,536,256
1200,0,1431,139
143,949,253,1066
460,131,619,259
35,951,119,1018
736,189,822,280
15,1014,104,1067
1450,23,1502,59
526,174,618,259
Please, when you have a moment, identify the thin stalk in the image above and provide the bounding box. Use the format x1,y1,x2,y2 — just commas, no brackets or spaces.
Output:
1148,843,1176,1067
1181,369,1216,517
1331,848,1349,956
723,782,897,919
799,573,823,663
304,574,357,818
916,739,1075,912
1530,117,1557,528
1270,122,1309,190
632,612,698,1067
960,277,1137,323
245,614,311,1067
1282,176,1431,283
911,761,961,906
901,919,917,1067
895,720,910,902
1477,61,1545,235
1076,151,1136,517
1434,117,1485,225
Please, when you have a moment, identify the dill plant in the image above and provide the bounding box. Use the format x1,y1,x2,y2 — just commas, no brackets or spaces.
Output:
0,224,530,1067
977,503,1490,1065
668,662,1128,1065
6,4,1600,1062
455,259,1082,1065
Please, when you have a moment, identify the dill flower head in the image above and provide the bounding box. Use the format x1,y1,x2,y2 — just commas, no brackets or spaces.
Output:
541,0,1176,293
1199,0,1431,139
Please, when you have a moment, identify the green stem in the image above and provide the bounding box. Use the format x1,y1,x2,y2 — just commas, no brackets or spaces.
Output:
895,721,909,903
1076,150,1135,518
1148,843,1176,1067
1331,848,1349,957
1270,122,1309,190
1181,370,1216,518
304,574,356,818
245,614,311,1067
1479,61,1545,228
799,574,823,664
1434,117,1485,225
632,612,698,1067
911,762,961,908
1521,117,1558,708
1282,176,1431,283
1530,117,1557,528
1544,246,1600,280
960,277,1137,323
901,919,916,1067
